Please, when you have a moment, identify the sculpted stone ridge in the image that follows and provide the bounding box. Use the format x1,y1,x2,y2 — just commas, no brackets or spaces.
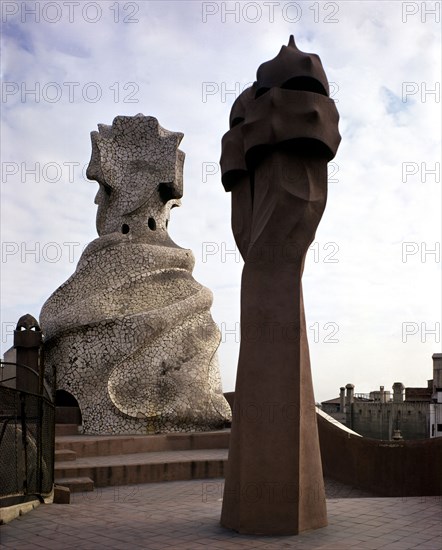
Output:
40,114,231,434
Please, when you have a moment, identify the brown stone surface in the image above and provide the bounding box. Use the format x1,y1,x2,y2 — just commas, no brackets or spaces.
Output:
11,314,42,395
55,430,230,457
318,412,442,497
55,424,79,436
54,449,77,462
220,36,340,535
53,485,70,504
55,450,227,487
54,419,442,498
53,477,94,493
2,479,441,549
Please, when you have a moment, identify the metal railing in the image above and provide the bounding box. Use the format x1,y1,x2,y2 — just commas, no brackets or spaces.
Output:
0,362,55,506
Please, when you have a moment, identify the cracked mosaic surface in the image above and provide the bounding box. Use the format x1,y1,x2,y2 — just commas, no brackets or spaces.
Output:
40,115,231,434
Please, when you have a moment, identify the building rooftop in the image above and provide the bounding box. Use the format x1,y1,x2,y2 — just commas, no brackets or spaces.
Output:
1,478,440,549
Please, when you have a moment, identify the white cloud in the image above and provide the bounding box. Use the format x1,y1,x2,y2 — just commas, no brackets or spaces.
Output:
1,1,440,403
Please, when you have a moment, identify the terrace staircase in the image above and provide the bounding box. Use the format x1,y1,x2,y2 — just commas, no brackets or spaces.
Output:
54,428,230,494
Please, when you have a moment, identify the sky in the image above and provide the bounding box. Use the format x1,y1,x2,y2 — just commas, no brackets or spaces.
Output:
1,0,441,404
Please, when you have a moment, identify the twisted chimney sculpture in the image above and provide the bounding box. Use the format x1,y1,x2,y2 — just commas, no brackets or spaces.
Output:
40,115,231,434
220,36,341,535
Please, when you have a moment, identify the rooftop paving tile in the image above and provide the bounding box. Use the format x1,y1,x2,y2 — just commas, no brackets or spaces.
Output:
1,479,441,549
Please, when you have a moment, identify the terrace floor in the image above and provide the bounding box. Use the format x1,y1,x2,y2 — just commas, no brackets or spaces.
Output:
1,477,440,549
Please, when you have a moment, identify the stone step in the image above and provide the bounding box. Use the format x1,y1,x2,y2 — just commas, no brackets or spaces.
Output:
55,424,79,436
55,449,227,488
55,430,230,458
55,449,77,462
53,484,70,504
54,477,94,493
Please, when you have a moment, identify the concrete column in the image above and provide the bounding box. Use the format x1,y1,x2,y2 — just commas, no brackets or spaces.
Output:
345,384,354,429
14,314,43,394
339,387,345,412
220,35,341,536
345,383,354,407
393,382,405,403
432,353,442,391
380,386,385,403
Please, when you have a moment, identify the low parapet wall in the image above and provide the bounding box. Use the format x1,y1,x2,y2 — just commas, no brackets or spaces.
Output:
317,411,442,496
225,394,442,496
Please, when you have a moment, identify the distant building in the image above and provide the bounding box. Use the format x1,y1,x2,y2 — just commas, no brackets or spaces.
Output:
430,352,442,438
320,353,442,440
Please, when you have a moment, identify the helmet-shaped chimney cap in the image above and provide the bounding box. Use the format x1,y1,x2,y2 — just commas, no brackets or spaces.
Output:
255,35,330,98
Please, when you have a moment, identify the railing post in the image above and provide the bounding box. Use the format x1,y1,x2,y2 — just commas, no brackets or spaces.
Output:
13,314,42,395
